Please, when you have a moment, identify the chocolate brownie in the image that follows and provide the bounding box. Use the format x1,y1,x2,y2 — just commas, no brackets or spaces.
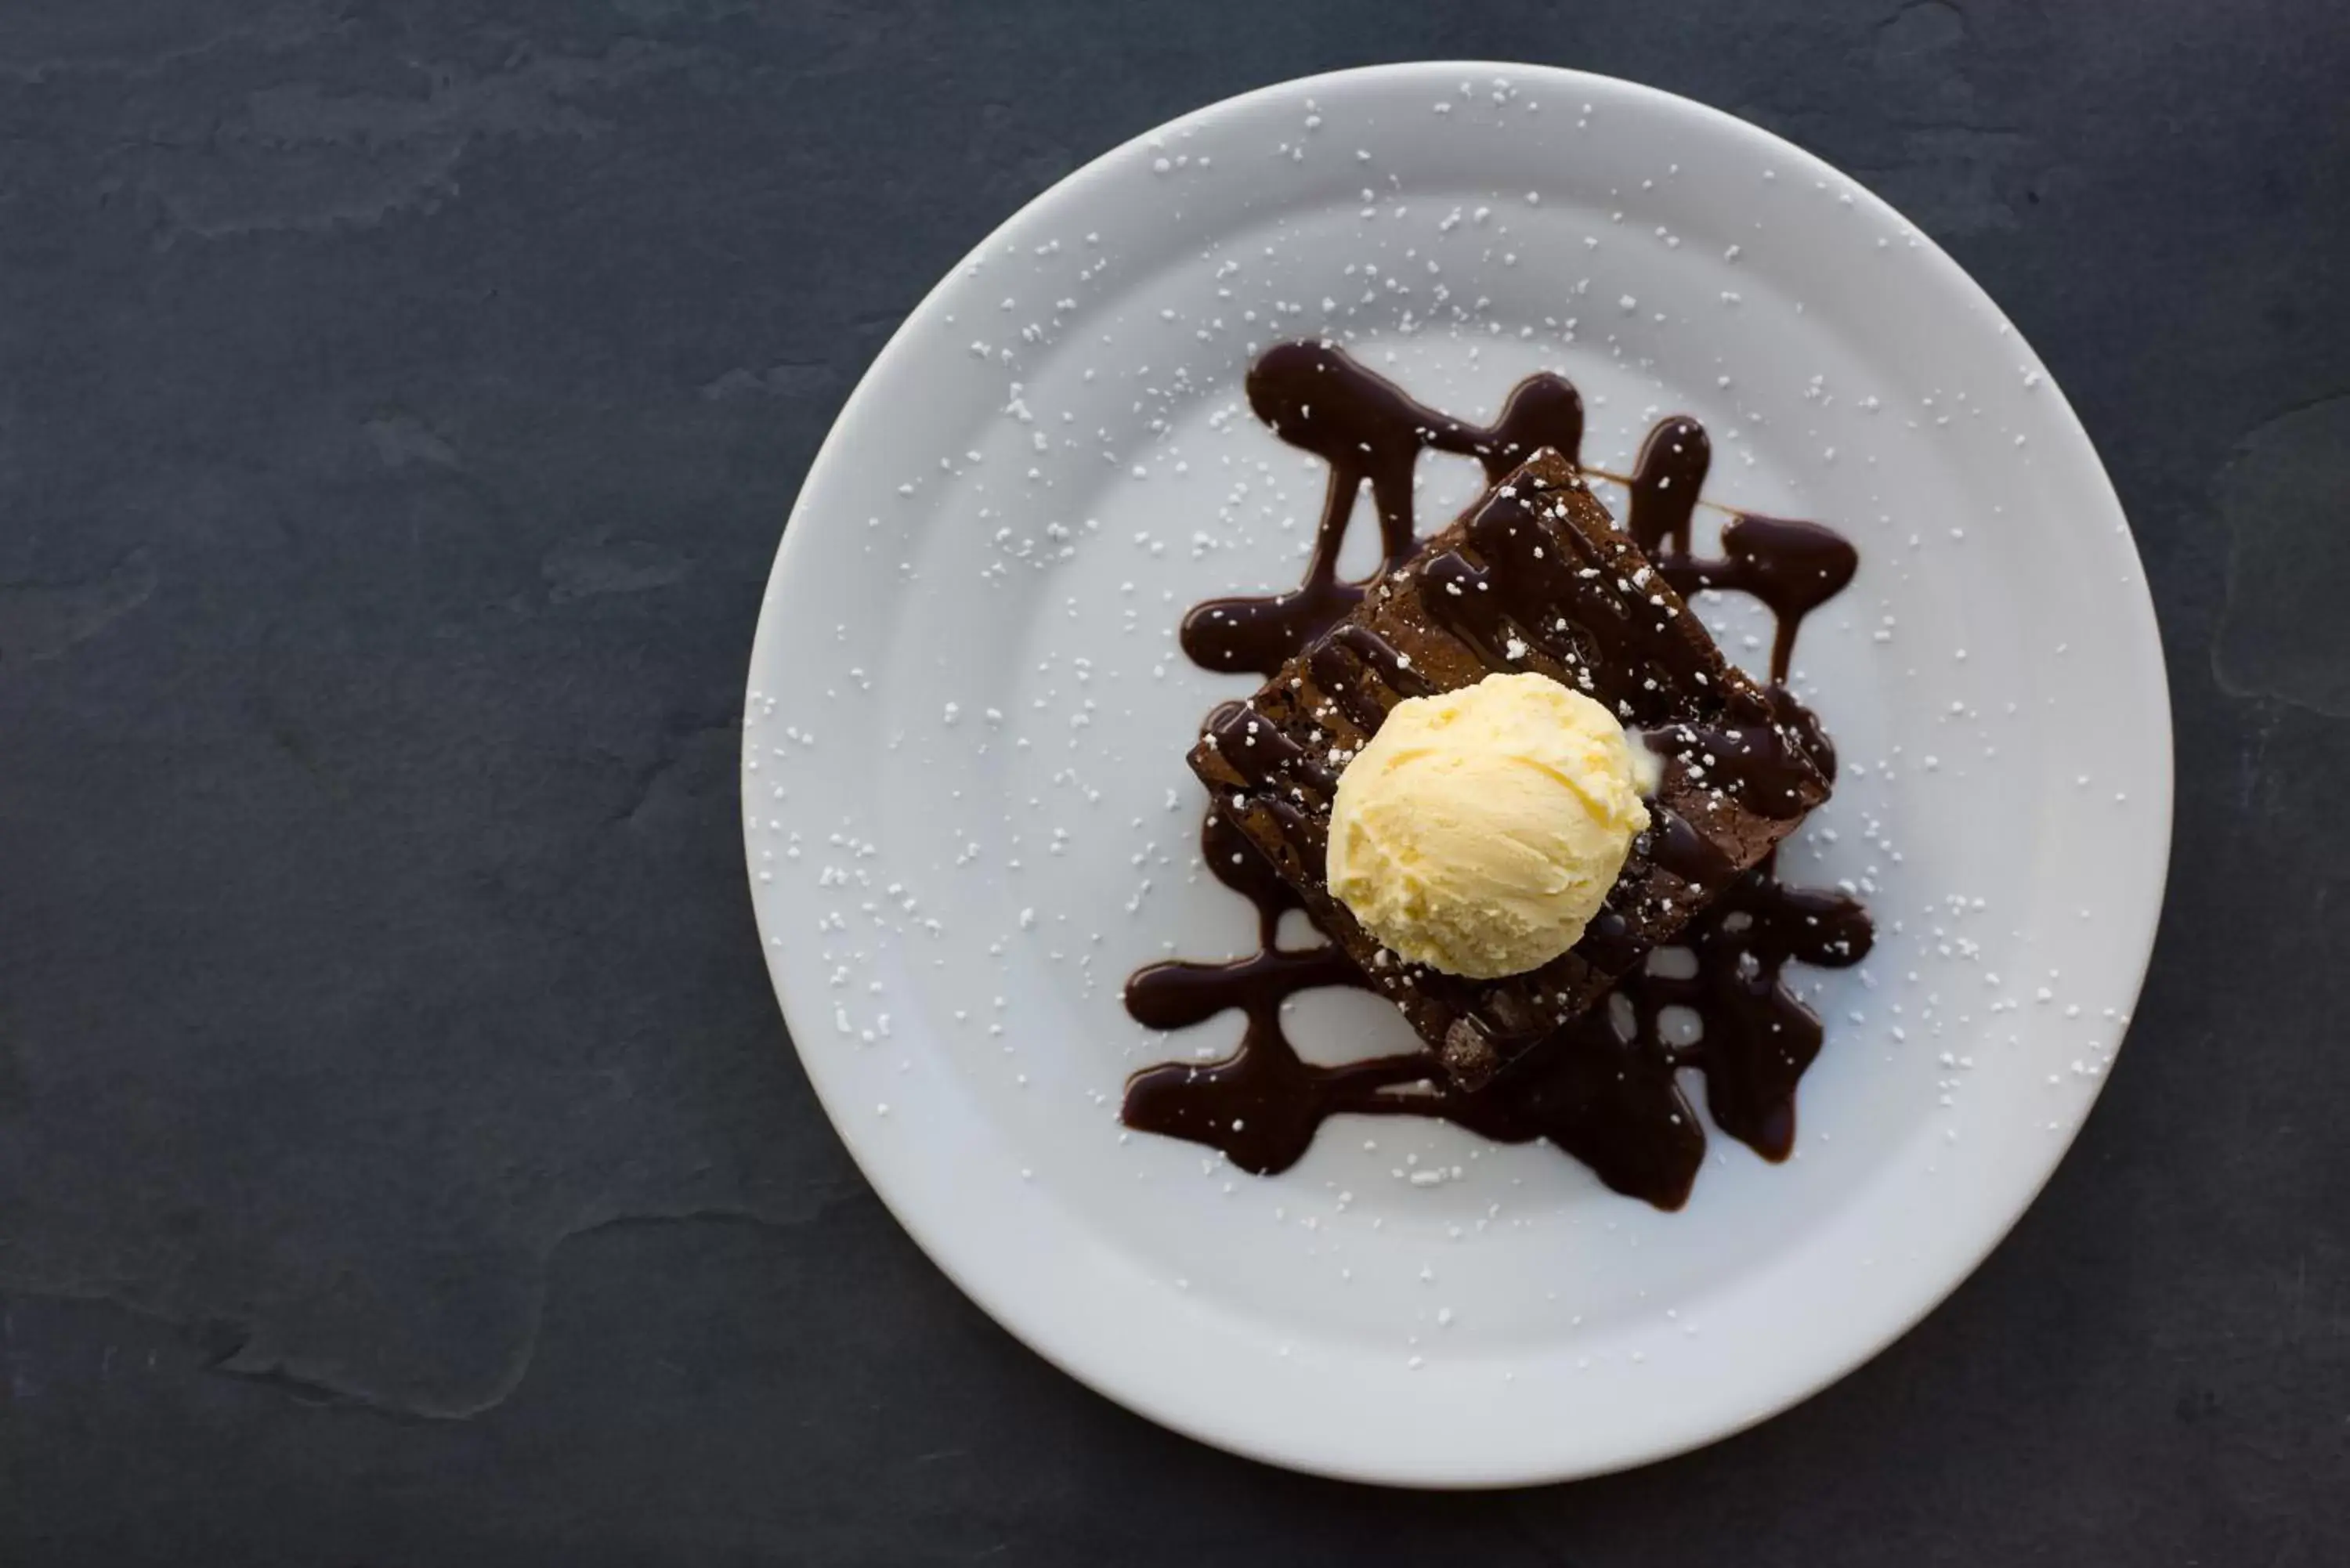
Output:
1189,449,1834,1090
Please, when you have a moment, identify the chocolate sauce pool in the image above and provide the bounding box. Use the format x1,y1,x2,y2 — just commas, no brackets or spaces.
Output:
1124,343,1871,1209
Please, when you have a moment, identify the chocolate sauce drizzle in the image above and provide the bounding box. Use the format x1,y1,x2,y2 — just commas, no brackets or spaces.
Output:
1181,340,1588,676
1126,344,1872,1209
1621,417,1860,688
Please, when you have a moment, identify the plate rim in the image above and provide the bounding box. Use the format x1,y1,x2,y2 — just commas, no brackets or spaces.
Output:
742,60,2175,1487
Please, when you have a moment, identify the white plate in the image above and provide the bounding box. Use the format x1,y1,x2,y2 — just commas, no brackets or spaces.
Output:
743,63,2171,1486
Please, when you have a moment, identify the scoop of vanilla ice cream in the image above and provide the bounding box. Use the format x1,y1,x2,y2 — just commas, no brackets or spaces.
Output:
1327,671,1650,979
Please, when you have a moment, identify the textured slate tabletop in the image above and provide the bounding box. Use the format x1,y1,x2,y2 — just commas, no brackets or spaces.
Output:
2,2,2345,1563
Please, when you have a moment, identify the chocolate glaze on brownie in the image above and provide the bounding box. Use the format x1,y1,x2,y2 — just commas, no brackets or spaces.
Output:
1121,344,1872,1208
1190,447,1831,1089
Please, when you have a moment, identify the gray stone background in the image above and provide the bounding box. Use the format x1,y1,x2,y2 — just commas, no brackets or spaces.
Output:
1,1,2343,1562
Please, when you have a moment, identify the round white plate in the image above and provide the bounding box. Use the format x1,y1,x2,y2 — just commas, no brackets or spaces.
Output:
743,63,2170,1486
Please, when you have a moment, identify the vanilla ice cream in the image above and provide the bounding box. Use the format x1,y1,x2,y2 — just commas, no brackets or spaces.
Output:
1326,671,1650,979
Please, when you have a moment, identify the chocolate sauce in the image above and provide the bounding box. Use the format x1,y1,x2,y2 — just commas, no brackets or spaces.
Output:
1124,814,1451,1176
1623,417,1859,687
1181,341,1586,676
1123,343,1873,1208
1126,819,1869,1203
1405,472,1830,821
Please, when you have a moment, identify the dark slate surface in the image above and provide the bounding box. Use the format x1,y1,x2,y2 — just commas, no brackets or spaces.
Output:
2,1,2343,1562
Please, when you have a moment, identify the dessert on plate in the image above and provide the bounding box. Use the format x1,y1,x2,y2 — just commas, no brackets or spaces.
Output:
1189,448,1835,1092
1123,342,1871,1209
